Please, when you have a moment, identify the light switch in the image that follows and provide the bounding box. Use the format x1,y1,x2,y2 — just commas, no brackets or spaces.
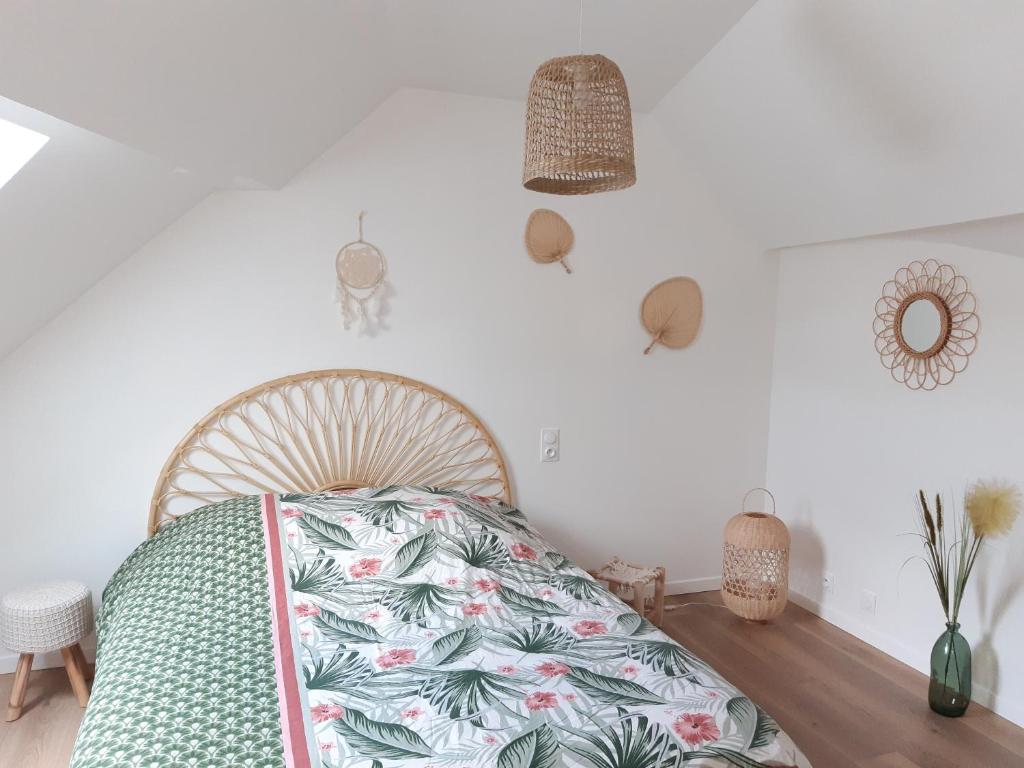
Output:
540,428,560,462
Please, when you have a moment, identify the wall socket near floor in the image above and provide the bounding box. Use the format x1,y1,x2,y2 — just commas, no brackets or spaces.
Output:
540,428,560,462
823,571,836,596
860,589,878,615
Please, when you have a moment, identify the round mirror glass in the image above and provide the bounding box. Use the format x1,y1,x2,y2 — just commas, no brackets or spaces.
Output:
900,297,943,354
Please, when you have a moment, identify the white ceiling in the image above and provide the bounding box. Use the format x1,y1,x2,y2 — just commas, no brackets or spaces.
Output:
0,0,754,360
653,0,1024,249
0,97,211,359
0,0,755,189
5,0,1024,361
894,213,1024,260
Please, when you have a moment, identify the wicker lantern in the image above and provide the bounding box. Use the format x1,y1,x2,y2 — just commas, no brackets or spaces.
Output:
721,488,790,622
523,54,636,195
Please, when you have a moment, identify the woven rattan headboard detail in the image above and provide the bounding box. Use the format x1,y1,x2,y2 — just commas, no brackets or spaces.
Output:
149,369,512,536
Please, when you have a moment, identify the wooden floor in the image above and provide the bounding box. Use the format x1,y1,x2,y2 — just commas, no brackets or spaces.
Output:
663,592,1024,768
0,667,84,768
1,594,1022,767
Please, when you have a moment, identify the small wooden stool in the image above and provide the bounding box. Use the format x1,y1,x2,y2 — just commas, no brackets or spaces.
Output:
589,557,666,627
1,581,94,722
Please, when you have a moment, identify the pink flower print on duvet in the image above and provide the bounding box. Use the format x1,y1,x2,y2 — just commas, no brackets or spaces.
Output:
294,603,321,618
673,713,721,746
525,691,558,711
510,543,537,561
572,620,607,637
376,648,416,669
348,558,382,579
535,661,570,678
310,703,344,723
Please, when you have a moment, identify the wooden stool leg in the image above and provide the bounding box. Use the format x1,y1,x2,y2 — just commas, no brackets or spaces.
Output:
5,652,33,722
71,643,94,682
632,581,646,617
60,646,90,708
653,567,666,627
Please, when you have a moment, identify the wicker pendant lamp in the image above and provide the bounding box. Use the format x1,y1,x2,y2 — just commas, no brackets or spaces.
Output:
721,488,790,622
522,5,635,194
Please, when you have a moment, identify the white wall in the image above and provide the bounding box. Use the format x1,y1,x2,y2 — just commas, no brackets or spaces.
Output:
767,236,1024,726
0,89,778,671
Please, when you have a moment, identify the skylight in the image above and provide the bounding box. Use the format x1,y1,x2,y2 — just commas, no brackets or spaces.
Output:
0,117,48,190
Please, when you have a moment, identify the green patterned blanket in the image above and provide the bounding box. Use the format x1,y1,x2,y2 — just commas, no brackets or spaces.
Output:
71,488,810,768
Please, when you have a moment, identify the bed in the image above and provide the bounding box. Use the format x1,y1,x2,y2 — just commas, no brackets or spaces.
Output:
70,370,810,768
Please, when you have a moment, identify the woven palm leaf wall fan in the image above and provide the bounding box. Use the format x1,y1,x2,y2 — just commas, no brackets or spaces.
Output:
525,209,575,273
641,277,703,354
523,1,636,195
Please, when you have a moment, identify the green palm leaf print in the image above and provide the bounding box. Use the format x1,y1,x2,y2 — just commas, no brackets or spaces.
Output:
497,723,560,768
380,582,461,623
332,708,434,760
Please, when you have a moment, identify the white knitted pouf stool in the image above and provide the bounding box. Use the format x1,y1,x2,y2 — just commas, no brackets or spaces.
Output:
1,581,94,721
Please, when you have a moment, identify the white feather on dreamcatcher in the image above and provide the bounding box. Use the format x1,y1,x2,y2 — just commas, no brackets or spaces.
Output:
334,211,390,334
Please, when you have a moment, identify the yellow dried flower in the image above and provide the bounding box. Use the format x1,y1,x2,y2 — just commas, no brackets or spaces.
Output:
966,480,1022,538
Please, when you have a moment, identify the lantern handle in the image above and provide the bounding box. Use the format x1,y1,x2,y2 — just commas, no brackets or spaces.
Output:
741,487,776,516
357,210,367,242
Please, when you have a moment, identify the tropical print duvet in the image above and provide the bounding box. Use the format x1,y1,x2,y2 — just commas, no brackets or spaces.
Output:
72,488,810,768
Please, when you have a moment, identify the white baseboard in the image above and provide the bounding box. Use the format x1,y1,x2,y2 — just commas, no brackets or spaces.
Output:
666,576,721,595
789,590,1024,728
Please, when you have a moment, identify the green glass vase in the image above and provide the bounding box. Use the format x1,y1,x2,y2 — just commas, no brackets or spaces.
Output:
928,621,971,717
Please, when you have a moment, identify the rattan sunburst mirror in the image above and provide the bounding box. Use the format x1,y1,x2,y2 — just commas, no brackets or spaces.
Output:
873,259,978,390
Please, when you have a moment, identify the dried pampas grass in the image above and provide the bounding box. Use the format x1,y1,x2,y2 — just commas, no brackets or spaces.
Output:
908,480,1021,624
966,480,1022,538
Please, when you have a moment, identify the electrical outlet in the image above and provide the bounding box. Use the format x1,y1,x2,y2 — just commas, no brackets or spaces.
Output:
540,428,559,462
823,572,836,596
861,589,877,615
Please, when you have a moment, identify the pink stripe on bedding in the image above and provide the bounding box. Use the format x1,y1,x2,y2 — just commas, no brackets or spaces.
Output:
261,493,312,768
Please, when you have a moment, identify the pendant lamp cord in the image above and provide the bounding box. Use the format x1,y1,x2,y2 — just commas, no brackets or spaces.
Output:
577,0,584,54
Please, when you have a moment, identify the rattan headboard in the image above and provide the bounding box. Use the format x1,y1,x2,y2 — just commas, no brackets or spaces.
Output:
149,369,512,536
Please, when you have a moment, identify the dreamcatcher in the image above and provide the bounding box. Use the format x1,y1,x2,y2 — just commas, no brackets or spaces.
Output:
335,211,388,333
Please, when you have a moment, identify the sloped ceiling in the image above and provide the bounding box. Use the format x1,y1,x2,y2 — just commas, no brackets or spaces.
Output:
653,0,1024,250
0,0,754,360
892,213,1024,260
0,97,211,359
0,0,755,189
5,0,1024,360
